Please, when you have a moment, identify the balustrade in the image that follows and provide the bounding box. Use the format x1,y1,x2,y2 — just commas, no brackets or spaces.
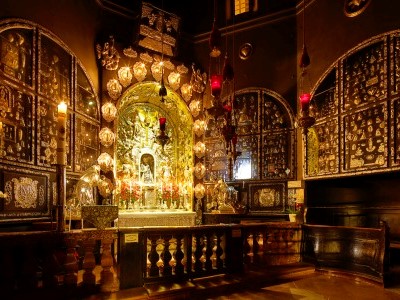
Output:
0,228,118,298
0,222,303,297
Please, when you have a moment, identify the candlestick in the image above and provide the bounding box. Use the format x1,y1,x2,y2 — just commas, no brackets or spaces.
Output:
57,101,67,165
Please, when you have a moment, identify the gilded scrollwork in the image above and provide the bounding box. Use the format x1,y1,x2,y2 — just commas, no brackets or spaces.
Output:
95,36,120,71
11,177,39,209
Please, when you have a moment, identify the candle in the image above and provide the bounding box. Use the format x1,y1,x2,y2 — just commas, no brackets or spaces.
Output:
57,101,67,165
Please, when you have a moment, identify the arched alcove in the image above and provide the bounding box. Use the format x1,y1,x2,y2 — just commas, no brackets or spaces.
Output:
114,81,194,211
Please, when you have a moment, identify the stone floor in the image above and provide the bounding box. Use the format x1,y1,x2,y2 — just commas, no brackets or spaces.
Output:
83,264,400,300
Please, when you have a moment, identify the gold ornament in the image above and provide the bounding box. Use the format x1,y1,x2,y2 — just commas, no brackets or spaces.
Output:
194,162,206,179
99,127,115,147
151,61,163,82
98,152,114,172
168,72,181,91
194,141,206,158
133,62,147,82
180,83,193,102
101,102,117,122
118,66,133,87
193,119,206,137
107,79,122,100
194,183,205,200
189,99,201,117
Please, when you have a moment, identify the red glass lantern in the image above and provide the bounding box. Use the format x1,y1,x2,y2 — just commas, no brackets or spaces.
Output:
299,93,311,112
159,117,166,131
210,74,223,97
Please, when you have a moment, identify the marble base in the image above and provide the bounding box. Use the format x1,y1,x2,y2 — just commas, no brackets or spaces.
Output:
117,210,196,227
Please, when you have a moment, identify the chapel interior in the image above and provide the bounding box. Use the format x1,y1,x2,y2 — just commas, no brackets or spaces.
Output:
1,0,400,299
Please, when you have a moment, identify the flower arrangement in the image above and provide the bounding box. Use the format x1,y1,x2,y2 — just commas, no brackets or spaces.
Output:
120,180,141,203
161,183,180,202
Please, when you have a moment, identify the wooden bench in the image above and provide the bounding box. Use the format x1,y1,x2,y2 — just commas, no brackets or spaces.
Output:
301,221,390,285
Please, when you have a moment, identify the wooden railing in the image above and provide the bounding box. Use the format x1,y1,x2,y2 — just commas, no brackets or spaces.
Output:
0,221,389,297
0,228,118,298
301,221,390,285
118,222,302,289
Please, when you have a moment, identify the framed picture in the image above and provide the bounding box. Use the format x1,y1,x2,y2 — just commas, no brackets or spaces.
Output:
249,182,285,212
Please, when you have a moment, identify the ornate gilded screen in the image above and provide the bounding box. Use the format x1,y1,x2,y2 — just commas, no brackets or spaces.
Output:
204,88,295,182
0,19,99,222
305,32,400,178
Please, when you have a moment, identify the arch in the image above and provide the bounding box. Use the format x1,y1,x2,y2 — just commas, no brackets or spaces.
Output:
114,81,194,210
307,29,400,178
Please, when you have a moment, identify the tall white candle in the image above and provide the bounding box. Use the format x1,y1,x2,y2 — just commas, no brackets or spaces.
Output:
57,101,67,165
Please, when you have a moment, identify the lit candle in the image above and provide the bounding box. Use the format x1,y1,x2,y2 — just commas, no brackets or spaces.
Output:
57,101,67,165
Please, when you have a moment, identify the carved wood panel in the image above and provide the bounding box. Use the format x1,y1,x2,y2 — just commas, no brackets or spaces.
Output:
0,169,50,222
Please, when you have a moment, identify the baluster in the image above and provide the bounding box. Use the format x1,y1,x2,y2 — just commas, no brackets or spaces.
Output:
161,234,172,276
215,230,224,271
174,234,185,277
82,238,96,286
100,237,115,292
193,232,203,273
205,231,213,272
148,235,160,277
243,230,253,265
252,231,260,264
64,236,78,286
